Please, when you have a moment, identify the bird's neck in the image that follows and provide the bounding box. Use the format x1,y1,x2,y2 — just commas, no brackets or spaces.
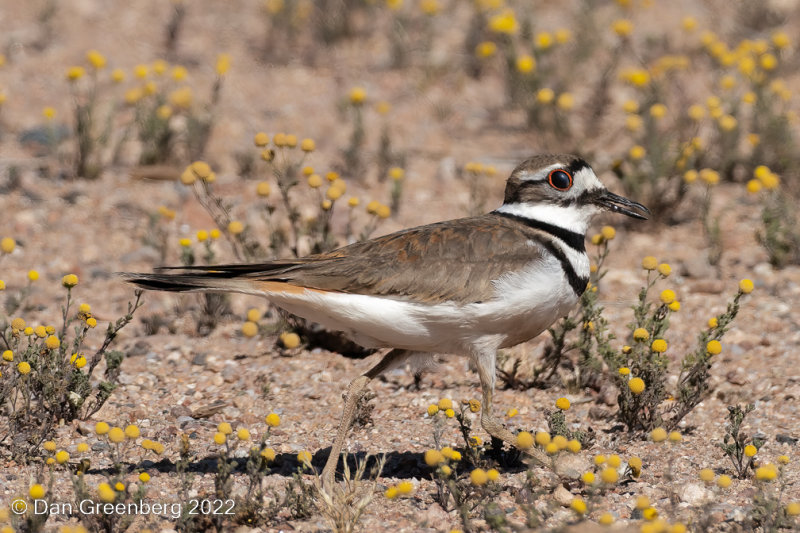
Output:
494,202,592,238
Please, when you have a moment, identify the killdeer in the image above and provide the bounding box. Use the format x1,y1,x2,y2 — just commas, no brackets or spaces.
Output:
124,154,648,485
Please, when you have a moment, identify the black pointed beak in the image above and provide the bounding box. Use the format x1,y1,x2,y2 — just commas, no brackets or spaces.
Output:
595,191,650,220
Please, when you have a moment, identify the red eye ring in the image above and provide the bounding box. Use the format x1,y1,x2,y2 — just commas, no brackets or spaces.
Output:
548,169,573,191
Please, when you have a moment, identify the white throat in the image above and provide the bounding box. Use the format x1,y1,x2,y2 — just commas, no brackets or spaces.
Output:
495,202,596,235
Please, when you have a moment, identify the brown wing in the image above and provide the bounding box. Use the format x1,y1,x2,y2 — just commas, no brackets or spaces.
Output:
243,213,545,304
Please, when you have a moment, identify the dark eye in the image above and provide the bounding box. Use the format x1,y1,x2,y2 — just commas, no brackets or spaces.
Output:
548,169,573,191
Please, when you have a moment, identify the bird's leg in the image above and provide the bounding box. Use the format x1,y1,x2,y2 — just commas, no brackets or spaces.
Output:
321,348,409,488
475,350,549,466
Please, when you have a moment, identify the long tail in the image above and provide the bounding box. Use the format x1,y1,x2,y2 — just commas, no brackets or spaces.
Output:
119,262,302,294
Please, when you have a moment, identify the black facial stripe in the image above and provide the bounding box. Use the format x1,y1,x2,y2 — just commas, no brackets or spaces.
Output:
555,188,603,208
494,212,586,252
566,158,591,176
537,238,588,297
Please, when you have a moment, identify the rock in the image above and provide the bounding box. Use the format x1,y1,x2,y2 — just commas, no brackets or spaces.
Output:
680,483,713,505
553,484,574,507
554,453,592,480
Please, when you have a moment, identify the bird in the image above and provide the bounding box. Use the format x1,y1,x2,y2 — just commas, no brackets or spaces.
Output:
123,154,648,486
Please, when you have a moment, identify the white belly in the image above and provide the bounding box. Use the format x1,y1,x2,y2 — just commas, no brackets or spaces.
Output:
266,254,582,354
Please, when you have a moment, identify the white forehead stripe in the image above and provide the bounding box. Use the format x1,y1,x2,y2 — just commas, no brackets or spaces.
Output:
574,166,603,190
518,163,564,182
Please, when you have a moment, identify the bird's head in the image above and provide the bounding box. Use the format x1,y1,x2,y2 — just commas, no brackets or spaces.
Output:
498,154,649,233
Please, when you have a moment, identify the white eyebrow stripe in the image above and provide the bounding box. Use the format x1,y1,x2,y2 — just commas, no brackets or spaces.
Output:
518,163,564,182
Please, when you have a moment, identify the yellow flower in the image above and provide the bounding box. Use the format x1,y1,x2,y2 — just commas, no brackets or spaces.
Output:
778,455,790,465
651,339,667,353
326,186,343,201
215,422,232,435
772,31,790,49
659,289,676,304
785,502,800,516
607,454,621,468
600,467,619,484
77,443,89,453
108,427,125,443
241,321,258,338
156,105,172,120
28,270,40,282
228,221,244,235
681,16,697,31
125,425,140,439
687,104,705,121
582,471,596,484
475,41,497,58
280,332,300,348
444,408,455,418
633,328,650,341
265,413,281,427
556,92,574,111
66,66,86,81
0,237,15,253
56,450,70,464
468,399,480,413
216,54,231,76
2,350,12,361
30,484,46,499
651,427,667,442
567,439,581,453
516,55,536,74
760,53,777,70
628,377,645,394
555,397,570,410
744,444,757,457
628,456,642,477
545,442,559,455
657,263,671,277
424,449,444,466
254,132,270,147
622,100,639,114
755,465,777,481
349,87,367,105
152,59,168,75
42,440,56,452
705,340,722,355
384,486,398,499
570,498,587,515
261,447,276,462
86,50,106,69
534,431,551,447
601,226,616,240
555,28,572,43
43,106,56,120
179,238,191,247
488,9,518,35
612,19,633,37
716,474,732,488
95,422,110,435
98,483,115,503
506,407,518,418
650,103,667,119
598,512,615,525
427,404,439,416
285,134,298,148
18,361,31,374
718,115,738,131
536,88,555,104
516,431,534,449
739,279,754,294
535,32,553,50
629,145,646,160
301,138,315,152
139,472,151,483
86,317,97,328
213,432,226,445
169,87,193,109
618,367,630,376
668,431,682,443
642,507,658,521
237,428,250,441
668,301,680,312
470,468,488,486
641,256,658,270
